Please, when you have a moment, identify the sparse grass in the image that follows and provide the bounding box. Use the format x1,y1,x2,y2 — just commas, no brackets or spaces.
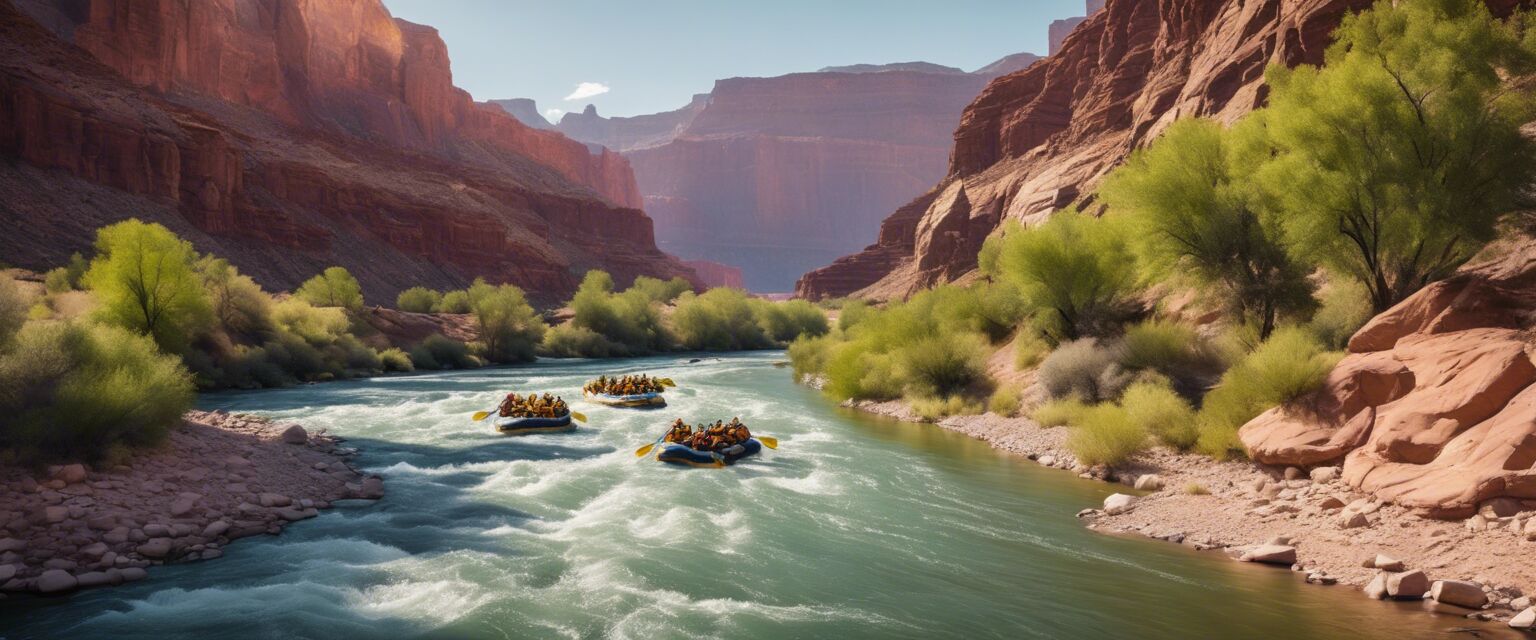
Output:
988,386,1022,417
1183,482,1210,496
1032,397,1088,428
911,395,985,421
1013,330,1050,370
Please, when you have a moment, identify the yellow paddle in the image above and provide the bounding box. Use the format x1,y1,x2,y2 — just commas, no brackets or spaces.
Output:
635,436,666,458
757,436,778,449
659,378,677,388
570,411,587,423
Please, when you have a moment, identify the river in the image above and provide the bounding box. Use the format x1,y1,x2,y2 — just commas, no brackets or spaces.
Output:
0,352,1511,639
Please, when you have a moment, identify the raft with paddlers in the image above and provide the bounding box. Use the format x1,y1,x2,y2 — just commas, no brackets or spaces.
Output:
634,417,777,468
472,391,587,435
582,374,675,408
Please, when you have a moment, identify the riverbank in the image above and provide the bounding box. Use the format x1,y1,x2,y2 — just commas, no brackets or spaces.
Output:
843,397,1536,632
0,411,383,597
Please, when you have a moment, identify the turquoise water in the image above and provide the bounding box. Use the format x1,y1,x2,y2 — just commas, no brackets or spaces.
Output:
0,353,1510,639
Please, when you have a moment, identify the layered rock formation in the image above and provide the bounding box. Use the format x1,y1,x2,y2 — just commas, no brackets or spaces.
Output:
1241,245,1536,519
796,0,1389,300
0,0,691,303
552,54,1041,291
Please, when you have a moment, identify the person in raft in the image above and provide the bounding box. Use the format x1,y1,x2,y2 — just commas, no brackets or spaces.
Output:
665,417,751,452
497,392,569,419
585,374,664,396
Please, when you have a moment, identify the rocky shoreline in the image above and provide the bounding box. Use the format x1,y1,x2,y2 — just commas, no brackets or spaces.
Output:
0,410,383,597
843,398,1536,634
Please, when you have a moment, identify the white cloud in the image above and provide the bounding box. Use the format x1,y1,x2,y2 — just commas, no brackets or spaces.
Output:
563,82,610,101
544,108,565,120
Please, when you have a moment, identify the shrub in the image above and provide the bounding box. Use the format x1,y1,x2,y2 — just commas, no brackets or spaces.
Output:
1196,327,1339,458
1065,404,1148,467
1032,398,1088,428
786,332,837,381
823,341,903,401
755,299,829,343
570,271,670,354
43,253,88,294
0,321,194,461
409,334,478,370
472,283,545,364
987,211,1139,341
1309,279,1374,349
838,300,873,331
197,257,272,341
0,275,26,346
83,219,212,353
671,288,773,351
1013,330,1050,370
540,324,623,358
988,386,1022,417
896,332,989,398
1038,339,1132,402
295,267,364,311
1119,381,1199,450
379,348,414,372
1184,483,1210,496
437,290,472,314
397,287,442,313
630,276,692,304
911,395,984,421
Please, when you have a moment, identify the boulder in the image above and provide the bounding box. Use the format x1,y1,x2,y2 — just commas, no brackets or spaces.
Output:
50,464,88,484
1133,474,1164,491
119,567,147,582
1103,494,1136,515
35,570,77,594
135,538,173,559
1283,467,1303,481
74,571,111,588
280,424,308,445
360,477,384,500
1430,580,1488,609
1385,570,1430,599
1373,555,1405,572
202,520,230,538
1481,497,1524,519
1340,512,1370,529
258,493,291,508
1309,467,1341,483
1317,496,1346,510
1240,545,1297,565
1365,573,1388,599
1511,607,1536,630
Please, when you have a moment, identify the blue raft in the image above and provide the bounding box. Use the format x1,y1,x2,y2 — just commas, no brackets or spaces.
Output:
584,390,666,408
655,438,763,467
494,414,575,435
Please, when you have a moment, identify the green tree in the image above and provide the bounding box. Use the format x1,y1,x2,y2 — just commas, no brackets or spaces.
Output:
985,211,1138,341
630,276,693,304
473,283,546,363
1101,118,1315,338
83,219,212,352
1258,0,1536,312
570,270,669,353
0,274,27,346
197,256,272,340
296,267,364,311
396,287,442,313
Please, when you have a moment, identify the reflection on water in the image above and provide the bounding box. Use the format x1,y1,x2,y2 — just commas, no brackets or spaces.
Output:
0,353,1515,639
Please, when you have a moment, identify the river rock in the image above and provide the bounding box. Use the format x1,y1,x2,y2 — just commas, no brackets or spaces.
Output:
1133,475,1164,491
50,464,88,484
1103,494,1137,515
1240,545,1297,565
360,477,384,500
1386,570,1430,599
258,493,291,508
1038,455,1057,467
1481,497,1524,519
1318,496,1346,510
1340,512,1370,529
75,571,111,588
1431,580,1488,608
35,569,77,594
203,520,230,538
1365,573,1389,599
1283,467,1303,481
1466,514,1489,531
280,424,308,445
1511,607,1536,629
136,538,173,559
1309,467,1341,483
1373,554,1405,572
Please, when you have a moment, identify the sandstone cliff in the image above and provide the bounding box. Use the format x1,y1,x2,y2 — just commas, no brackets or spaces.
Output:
796,0,1392,301
490,98,555,130
0,0,689,302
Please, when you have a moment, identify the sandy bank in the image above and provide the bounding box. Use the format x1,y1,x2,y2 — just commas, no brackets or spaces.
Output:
0,410,383,597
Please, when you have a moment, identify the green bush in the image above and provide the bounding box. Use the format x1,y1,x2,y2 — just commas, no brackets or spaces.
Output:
1119,381,1198,450
1038,339,1131,402
472,283,545,364
837,300,873,331
896,332,989,397
198,257,272,342
988,386,1022,417
437,290,472,314
397,287,442,313
985,211,1139,341
1196,327,1339,458
1065,404,1148,467
754,299,830,343
1309,280,1374,349
823,341,903,401
1013,330,1051,370
1032,398,1087,427
0,275,26,346
0,321,194,461
410,334,479,370
570,271,671,354
379,348,414,372
83,219,212,353
540,324,623,358
911,395,984,421
786,332,837,381
629,276,692,304
43,253,88,294
671,288,773,351
295,267,364,311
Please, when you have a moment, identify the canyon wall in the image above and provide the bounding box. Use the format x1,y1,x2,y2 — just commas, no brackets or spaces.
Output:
796,0,1398,301
555,58,1041,292
0,0,691,303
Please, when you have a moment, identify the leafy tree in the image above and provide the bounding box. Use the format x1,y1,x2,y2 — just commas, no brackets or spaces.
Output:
43,253,88,294
1101,118,1315,337
296,267,364,311
1257,0,1536,312
569,270,669,353
472,283,546,363
985,211,1138,341
197,256,272,340
396,287,442,313
629,275,693,304
0,274,27,346
437,290,472,314
83,219,212,352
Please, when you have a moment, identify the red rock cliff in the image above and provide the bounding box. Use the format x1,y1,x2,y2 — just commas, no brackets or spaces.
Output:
0,0,687,302
796,0,1398,300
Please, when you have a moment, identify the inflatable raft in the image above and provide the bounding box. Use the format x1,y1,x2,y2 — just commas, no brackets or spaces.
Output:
655,439,763,467
493,414,575,435
584,390,666,408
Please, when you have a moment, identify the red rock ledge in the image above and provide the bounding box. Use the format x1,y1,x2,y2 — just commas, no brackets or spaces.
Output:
0,410,383,596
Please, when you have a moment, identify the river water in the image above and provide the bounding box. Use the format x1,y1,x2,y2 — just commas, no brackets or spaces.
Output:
1,352,1511,639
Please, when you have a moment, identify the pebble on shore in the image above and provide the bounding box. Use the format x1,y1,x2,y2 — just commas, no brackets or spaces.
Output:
0,410,383,597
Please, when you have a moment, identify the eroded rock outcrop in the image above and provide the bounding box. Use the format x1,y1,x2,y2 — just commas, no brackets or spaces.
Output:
1241,246,1536,518
796,0,1399,300
0,0,689,302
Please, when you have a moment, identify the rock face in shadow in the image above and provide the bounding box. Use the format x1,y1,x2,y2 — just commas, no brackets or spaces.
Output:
794,0,1390,301
1241,245,1536,519
556,58,1040,291
0,0,692,302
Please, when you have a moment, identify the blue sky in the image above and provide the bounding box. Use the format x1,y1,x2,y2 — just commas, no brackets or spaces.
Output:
385,0,1090,119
